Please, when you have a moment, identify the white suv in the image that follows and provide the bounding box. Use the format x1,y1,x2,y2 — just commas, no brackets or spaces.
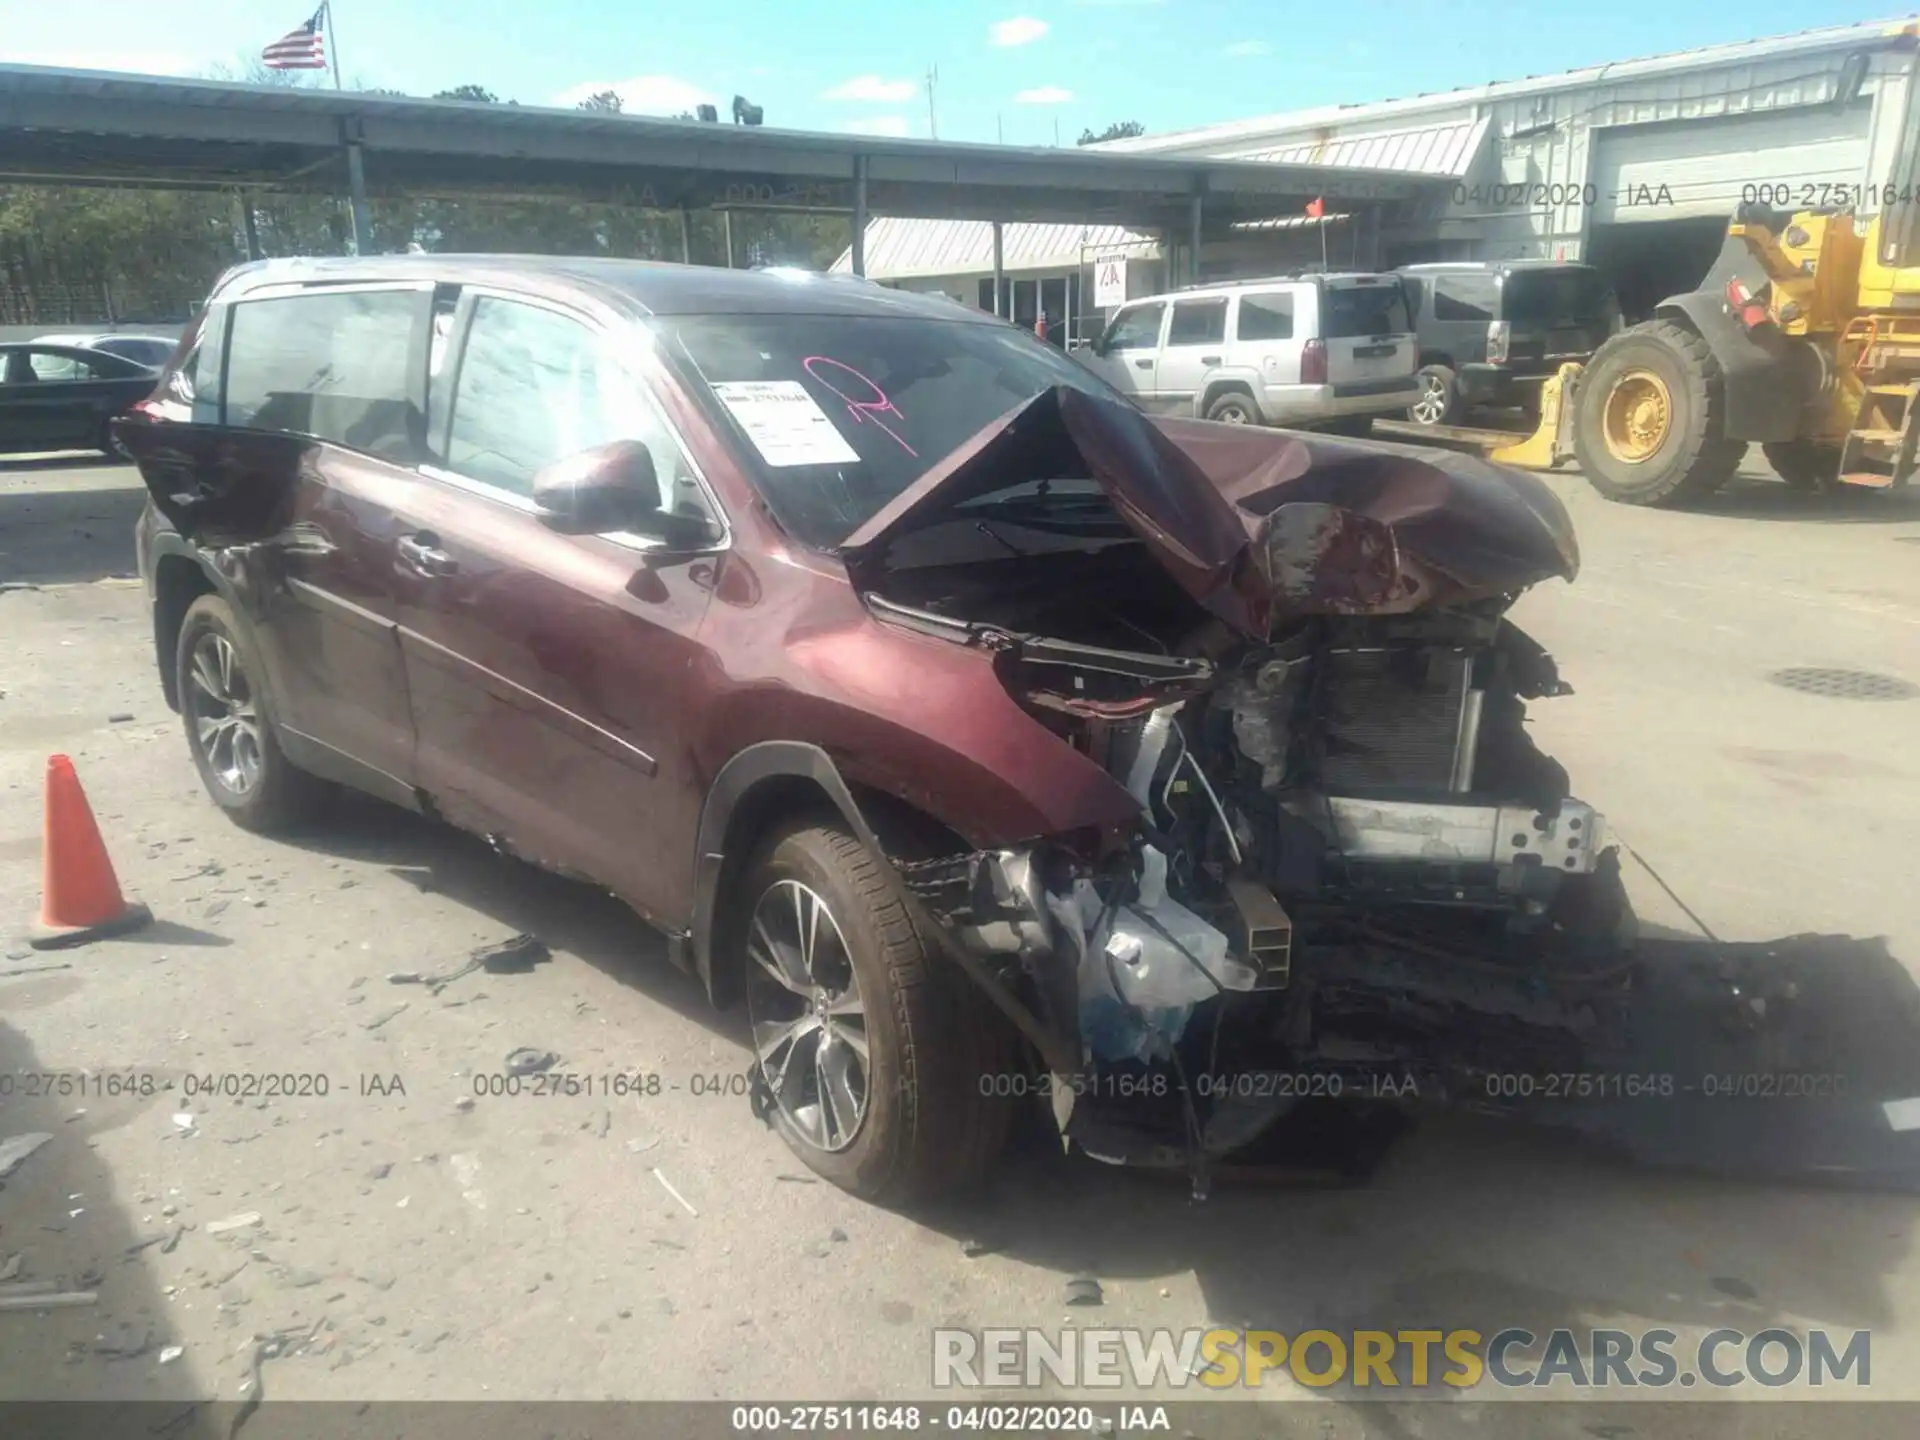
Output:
1077,273,1421,431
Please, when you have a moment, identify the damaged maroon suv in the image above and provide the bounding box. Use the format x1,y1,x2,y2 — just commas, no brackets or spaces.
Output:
121,255,1630,1205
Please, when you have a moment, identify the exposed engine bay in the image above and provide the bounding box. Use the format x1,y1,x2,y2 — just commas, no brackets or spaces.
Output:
845,387,1671,1188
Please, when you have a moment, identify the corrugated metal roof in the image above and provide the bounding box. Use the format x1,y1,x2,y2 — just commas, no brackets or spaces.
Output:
1231,116,1489,178
1099,16,1910,157
830,219,1158,279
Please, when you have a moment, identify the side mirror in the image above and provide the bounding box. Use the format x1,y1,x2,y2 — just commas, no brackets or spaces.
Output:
531,441,718,548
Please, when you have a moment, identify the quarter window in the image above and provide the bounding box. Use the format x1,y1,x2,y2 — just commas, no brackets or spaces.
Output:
1167,299,1228,346
224,288,428,464
1236,292,1295,342
1432,275,1499,322
443,296,693,512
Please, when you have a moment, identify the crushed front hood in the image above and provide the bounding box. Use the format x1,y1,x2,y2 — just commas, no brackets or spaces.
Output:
840,386,1579,639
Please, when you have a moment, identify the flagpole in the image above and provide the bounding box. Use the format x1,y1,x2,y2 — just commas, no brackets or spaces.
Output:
326,1,342,90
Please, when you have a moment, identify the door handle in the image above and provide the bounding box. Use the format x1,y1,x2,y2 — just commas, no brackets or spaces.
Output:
1200,355,1222,366
1133,359,1153,370
398,533,458,577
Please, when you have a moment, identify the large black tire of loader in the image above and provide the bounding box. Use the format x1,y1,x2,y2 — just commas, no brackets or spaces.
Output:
1572,320,1746,507
1762,438,1841,492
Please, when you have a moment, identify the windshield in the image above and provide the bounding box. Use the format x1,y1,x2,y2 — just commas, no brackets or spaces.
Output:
1322,283,1412,338
663,312,1122,549
1502,268,1615,325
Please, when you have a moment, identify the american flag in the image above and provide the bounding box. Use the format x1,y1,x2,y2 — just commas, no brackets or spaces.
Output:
262,5,329,71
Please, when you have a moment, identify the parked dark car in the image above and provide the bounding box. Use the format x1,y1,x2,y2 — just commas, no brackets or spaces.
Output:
1395,261,1620,426
120,255,1633,1206
0,342,157,456
32,332,182,370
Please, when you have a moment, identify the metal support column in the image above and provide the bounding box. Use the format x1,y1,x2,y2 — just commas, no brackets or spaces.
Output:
237,192,261,261
991,221,1005,317
723,210,735,269
344,141,372,256
679,207,692,265
1187,191,1204,286
851,155,869,277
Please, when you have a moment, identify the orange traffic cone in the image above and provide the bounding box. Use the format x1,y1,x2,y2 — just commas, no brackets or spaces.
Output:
29,754,152,949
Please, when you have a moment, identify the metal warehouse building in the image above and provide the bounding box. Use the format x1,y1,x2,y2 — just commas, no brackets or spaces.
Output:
835,16,1918,330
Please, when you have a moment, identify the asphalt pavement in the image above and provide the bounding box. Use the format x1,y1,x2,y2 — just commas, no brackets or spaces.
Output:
2,449,1919,1431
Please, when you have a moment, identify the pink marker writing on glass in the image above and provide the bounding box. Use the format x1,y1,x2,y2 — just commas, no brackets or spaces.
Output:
802,356,918,458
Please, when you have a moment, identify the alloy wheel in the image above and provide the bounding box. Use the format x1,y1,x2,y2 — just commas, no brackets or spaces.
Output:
187,633,263,796
1411,372,1449,425
744,879,870,1153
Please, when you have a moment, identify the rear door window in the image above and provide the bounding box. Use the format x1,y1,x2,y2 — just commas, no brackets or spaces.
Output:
224,287,430,464
1501,269,1612,325
26,350,96,382
1236,291,1295,341
1166,298,1227,347
1432,274,1499,322
1320,282,1412,338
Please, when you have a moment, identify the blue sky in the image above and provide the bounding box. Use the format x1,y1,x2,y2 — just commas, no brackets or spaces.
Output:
4,0,1905,144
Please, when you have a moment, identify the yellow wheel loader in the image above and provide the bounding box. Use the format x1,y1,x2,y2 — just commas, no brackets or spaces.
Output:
1485,21,1920,506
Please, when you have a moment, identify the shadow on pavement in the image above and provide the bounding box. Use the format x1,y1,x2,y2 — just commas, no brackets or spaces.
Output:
202,787,1920,1423
0,468,146,587
287,791,748,1050
920,926,1920,1410
1692,476,1920,525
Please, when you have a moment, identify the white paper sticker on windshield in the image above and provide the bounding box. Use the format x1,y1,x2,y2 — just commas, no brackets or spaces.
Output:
711,381,860,468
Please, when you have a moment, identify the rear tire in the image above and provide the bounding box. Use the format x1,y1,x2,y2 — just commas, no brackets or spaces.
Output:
735,820,1012,1207
176,595,326,833
1573,320,1744,507
1204,390,1260,425
1762,439,1840,492
1408,364,1461,426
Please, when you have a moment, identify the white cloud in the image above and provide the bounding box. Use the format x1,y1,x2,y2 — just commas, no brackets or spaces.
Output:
823,75,917,103
1224,40,1271,57
1014,86,1074,104
552,75,714,115
990,16,1050,46
843,115,912,137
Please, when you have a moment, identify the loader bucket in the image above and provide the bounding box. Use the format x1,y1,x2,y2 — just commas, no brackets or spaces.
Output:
1490,362,1583,470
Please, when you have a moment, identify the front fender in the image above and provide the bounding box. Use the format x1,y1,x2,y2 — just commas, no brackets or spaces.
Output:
1656,279,1817,444
687,741,1085,1077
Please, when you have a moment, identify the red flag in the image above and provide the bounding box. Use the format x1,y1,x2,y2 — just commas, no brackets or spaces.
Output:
1305,196,1325,219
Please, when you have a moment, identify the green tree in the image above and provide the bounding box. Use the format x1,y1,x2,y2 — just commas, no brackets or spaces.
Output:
577,90,623,114
1077,120,1146,145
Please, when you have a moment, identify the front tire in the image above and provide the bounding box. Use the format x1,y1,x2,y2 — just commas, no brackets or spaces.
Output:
1573,320,1744,507
736,821,1011,1206
176,595,324,833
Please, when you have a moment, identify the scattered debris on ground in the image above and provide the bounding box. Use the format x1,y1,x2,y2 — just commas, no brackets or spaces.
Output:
652,1167,698,1216
503,1047,558,1077
388,933,551,996
1064,1276,1104,1307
